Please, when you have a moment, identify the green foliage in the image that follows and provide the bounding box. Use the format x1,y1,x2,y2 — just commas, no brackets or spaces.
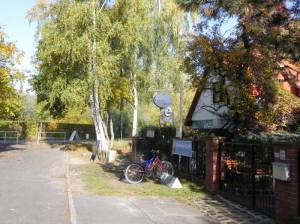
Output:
29,0,119,119
177,0,300,132
0,121,37,139
29,0,190,136
43,122,96,140
0,29,23,119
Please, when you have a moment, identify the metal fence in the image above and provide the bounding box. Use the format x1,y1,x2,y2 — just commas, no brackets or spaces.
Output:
37,132,66,144
131,137,206,181
219,142,274,218
172,138,205,181
0,131,19,144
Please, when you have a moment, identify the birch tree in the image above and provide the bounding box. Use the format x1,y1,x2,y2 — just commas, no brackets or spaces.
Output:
29,0,120,158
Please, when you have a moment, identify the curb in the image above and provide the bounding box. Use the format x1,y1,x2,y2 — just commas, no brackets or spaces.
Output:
65,151,77,224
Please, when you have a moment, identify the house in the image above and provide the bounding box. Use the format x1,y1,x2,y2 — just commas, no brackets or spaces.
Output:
185,61,300,129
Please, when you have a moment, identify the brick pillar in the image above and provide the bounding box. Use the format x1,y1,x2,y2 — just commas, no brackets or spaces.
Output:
273,142,300,224
204,138,221,194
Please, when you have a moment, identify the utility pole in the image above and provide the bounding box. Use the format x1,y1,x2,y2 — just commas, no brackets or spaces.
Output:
179,76,184,138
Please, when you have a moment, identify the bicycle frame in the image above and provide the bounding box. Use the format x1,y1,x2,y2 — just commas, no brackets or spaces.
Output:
141,154,162,173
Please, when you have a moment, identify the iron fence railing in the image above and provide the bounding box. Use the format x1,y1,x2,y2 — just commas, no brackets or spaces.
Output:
0,131,19,144
219,142,275,218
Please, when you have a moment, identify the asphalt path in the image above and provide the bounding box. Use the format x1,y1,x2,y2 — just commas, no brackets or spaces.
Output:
0,144,216,224
0,144,67,224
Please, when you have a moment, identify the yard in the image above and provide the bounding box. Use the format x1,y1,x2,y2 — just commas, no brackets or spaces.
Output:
68,146,206,205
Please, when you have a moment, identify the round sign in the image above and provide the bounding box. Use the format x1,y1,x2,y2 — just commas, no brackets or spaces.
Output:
164,106,173,117
153,93,173,108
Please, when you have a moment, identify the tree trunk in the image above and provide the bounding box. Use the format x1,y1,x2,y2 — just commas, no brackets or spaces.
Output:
89,0,109,162
157,0,162,16
109,115,114,148
90,89,109,161
132,80,138,137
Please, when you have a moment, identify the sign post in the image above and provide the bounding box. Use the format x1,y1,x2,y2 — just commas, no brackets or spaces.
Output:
172,139,193,158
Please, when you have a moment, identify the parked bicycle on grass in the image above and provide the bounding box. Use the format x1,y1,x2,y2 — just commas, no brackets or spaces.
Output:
124,150,174,184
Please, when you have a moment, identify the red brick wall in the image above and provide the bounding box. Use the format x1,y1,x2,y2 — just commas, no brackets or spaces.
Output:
204,138,221,194
273,143,300,223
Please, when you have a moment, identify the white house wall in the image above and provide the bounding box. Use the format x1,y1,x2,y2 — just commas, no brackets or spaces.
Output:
191,88,229,129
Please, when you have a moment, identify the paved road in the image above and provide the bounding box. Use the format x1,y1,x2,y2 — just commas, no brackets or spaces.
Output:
0,144,67,224
0,144,215,224
74,196,217,224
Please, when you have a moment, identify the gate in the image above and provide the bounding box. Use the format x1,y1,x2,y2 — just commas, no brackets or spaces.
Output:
220,142,274,217
173,138,206,181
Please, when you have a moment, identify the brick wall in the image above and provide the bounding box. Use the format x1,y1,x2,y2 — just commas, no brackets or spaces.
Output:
204,138,221,194
273,142,300,223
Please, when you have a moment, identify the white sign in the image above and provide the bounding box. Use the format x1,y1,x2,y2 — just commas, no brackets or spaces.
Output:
176,128,182,138
280,150,286,160
164,106,173,117
146,128,155,138
161,116,173,124
273,162,290,181
153,93,173,108
69,131,80,141
172,139,193,157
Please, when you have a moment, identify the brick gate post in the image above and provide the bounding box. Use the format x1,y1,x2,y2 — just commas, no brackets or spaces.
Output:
273,142,300,223
204,138,222,194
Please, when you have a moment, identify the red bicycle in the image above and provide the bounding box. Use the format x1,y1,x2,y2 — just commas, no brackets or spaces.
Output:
124,151,174,184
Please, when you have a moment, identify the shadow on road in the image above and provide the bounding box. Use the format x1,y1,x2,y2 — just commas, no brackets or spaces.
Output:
0,144,27,158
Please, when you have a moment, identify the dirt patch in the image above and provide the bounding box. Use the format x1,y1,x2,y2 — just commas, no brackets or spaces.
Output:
70,157,89,165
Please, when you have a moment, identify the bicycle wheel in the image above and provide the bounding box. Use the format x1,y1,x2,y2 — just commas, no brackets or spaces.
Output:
124,163,145,184
156,161,174,177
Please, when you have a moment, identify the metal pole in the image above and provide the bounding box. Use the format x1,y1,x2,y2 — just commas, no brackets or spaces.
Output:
179,75,184,139
4,132,6,144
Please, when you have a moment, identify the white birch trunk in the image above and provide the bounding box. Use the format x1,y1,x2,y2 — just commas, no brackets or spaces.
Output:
157,0,162,16
90,89,109,154
132,80,138,137
89,0,109,161
109,116,114,148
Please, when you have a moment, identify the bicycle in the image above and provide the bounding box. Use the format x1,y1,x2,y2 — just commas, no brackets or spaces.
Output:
124,150,174,184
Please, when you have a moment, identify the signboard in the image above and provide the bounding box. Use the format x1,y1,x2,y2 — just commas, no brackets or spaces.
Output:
69,130,80,141
164,106,173,117
176,128,182,138
273,162,290,181
146,128,155,138
161,116,173,123
280,150,286,160
172,139,193,157
153,93,173,108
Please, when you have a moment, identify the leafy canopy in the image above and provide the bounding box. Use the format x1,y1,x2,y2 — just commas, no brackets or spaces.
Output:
177,0,300,132
0,29,23,119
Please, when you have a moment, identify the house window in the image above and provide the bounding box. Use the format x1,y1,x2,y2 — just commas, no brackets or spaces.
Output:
212,81,230,105
192,120,214,129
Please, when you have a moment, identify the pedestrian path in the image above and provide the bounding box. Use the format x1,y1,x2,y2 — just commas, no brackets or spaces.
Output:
73,196,217,224
192,196,274,224
0,144,67,224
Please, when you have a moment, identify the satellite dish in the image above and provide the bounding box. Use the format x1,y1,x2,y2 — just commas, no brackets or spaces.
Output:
153,93,173,108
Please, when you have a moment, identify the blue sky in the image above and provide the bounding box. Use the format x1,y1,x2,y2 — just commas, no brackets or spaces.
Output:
0,0,37,73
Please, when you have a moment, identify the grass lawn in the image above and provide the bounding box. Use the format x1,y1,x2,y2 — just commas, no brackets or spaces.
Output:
70,150,207,204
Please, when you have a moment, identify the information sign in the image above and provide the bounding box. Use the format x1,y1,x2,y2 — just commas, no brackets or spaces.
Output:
172,139,193,157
